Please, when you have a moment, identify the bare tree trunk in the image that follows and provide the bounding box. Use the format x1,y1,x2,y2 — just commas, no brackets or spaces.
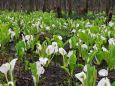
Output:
56,0,62,18
43,0,48,12
112,0,115,10
105,0,113,25
20,0,23,11
68,0,72,15
85,0,88,13
106,0,111,16
29,0,33,11
35,0,39,10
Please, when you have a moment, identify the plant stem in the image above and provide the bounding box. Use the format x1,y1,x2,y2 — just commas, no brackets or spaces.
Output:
47,54,54,66
10,70,15,86
63,55,66,67
68,77,72,86
5,74,8,84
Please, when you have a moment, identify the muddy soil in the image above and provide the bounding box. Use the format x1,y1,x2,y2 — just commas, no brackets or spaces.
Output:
0,52,115,86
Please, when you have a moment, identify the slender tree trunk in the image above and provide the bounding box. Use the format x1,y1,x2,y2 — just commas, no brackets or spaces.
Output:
43,0,48,12
68,0,72,15
106,0,111,16
57,0,62,18
29,0,33,11
105,0,113,25
35,0,39,11
85,0,88,13
112,0,115,10
63,0,67,14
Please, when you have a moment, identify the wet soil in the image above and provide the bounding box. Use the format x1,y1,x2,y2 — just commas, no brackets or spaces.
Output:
0,52,115,86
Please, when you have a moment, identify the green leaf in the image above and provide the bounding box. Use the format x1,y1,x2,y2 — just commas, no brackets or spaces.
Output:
90,26,99,33
79,32,88,42
108,45,115,68
112,82,115,86
68,51,77,75
53,35,64,47
96,51,105,64
87,51,97,64
30,62,37,76
86,64,97,86
70,36,77,49
61,66,70,75
110,45,115,58
16,41,25,59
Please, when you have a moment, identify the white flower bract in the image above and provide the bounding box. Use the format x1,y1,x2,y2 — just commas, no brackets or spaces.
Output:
46,45,54,55
83,65,87,72
59,48,67,56
67,50,73,58
102,47,108,52
36,61,45,76
75,71,86,84
39,57,48,66
108,38,115,45
58,36,62,40
98,69,108,77
69,39,72,48
97,78,111,86
0,58,17,75
81,44,88,49
0,63,10,75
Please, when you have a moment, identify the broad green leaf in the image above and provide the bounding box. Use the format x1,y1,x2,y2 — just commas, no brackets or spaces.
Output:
86,64,97,86
112,82,115,86
87,51,97,64
68,51,77,75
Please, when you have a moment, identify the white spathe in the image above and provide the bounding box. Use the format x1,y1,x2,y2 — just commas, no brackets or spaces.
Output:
98,69,108,77
10,58,18,71
0,58,17,75
108,38,115,45
67,50,73,58
52,24,55,27
71,29,76,33
8,28,16,41
54,46,58,53
39,57,48,66
69,39,72,48
81,44,88,49
89,50,93,53
52,42,59,53
0,63,10,75
58,36,62,40
76,24,79,27
52,42,58,47
97,77,111,86
46,26,50,30
83,65,87,72
81,30,85,33
59,48,67,56
36,61,45,76
101,36,106,41
85,22,93,28
25,35,33,42
35,57,48,77
109,22,114,27
79,39,82,43
102,47,108,52
46,45,54,55
93,44,98,50
75,71,86,84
